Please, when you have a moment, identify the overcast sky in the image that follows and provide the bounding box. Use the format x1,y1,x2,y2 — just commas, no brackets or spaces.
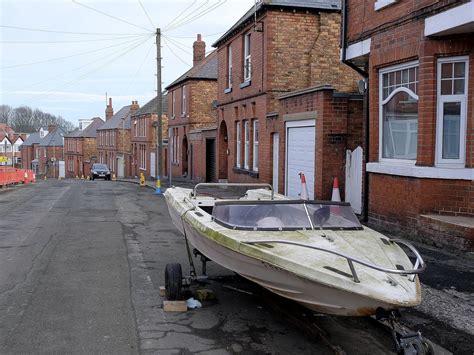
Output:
0,0,255,126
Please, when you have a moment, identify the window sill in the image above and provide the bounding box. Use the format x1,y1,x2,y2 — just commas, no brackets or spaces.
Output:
233,167,258,178
366,162,474,180
224,87,232,94
239,80,251,89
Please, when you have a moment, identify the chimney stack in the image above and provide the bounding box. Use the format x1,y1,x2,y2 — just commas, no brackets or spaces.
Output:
47,124,57,133
130,100,140,114
106,97,114,121
193,34,206,66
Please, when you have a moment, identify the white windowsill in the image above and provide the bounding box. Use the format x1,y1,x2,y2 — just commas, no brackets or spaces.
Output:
367,162,474,180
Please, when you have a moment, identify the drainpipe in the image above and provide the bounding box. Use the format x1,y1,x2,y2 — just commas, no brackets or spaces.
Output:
341,0,370,223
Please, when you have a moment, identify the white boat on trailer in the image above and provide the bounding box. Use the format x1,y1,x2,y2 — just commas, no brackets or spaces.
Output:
164,183,426,318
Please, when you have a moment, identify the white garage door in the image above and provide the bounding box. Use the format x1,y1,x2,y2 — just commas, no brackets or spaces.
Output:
285,120,315,199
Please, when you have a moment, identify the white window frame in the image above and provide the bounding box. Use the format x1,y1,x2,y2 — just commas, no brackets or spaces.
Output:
244,121,249,169
236,122,241,168
378,60,419,165
172,91,176,119
253,120,259,172
181,85,187,116
435,56,468,168
243,33,251,82
227,45,233,89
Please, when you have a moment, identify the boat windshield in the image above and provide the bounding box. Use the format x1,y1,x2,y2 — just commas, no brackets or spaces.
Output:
212,201,362,231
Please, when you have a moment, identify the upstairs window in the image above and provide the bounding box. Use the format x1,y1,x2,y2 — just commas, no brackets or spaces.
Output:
181,85,187,116
436,56,468,167
243,33,251,82
227,45,233,89
379,62,419,161
171,91,176,119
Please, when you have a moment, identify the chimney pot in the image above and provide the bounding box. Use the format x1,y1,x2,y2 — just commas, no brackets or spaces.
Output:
193,34,206,67
106,97,114,121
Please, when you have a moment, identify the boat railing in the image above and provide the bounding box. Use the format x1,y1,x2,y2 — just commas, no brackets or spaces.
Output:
192,183,274,200
243,238,425,283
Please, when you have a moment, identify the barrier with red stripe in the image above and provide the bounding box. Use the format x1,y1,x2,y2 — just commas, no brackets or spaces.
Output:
0,167,36,187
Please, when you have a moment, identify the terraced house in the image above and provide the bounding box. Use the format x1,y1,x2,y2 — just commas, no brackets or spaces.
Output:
342,0,474,251
166,34,218,182
213,0,361,202
97,98,139,178
130,94,168,179
64,117,104,178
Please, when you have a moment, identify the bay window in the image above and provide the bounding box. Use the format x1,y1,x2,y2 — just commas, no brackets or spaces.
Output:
243,33,251,82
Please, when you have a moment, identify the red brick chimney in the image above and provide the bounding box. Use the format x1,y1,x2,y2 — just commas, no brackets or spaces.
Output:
130,100,140,115
48,124,57,133
193,34,206,66
106,97,114,121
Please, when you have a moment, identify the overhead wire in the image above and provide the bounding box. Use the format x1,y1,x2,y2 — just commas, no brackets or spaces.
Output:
124,39,155,93
138,0,156,29
165,1,227,32
164,1,211,31
0,34,151,44
25,35,154,89
72,0,154,33
162,37,191,68
1,34,151,69
162,34,192,55
0,24,148,36
169,31,225,39
39,35,153,99
162,0,198,31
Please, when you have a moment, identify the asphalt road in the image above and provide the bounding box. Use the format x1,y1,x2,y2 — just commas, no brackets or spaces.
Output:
0,179,472,354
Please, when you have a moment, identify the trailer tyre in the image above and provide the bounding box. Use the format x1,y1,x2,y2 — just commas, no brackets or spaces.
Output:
165,263,182,300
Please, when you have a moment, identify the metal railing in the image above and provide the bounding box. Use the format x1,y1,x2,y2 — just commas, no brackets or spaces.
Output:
243,238,425,283
192,182,274,200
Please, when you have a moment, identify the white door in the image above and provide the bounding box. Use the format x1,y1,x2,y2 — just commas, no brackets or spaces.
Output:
58,161,65,178
345,146,363,214
272,133,279,193
150,152,156,178
117,156,124,178
285,120,315,199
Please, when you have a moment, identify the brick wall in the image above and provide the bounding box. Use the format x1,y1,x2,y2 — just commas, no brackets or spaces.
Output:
216,7,360,188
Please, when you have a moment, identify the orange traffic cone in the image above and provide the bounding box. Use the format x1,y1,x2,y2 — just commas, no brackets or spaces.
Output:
299,172,309,200
331,177,341,202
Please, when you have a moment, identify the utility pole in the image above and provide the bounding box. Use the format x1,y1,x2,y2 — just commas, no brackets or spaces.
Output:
155,28,163,194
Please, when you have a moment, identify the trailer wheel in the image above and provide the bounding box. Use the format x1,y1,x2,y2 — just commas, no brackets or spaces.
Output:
165,263,182,300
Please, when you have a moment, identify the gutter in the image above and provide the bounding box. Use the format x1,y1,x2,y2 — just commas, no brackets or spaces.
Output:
341,0,370,223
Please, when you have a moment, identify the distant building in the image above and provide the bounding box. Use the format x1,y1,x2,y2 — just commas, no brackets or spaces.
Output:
21,132,42,173
64,117,104,178
97,98,139,178
1,123,26,168
38,125,66,178
130,93,168,179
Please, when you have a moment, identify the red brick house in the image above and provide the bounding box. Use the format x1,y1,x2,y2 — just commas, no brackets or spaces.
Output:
97,99,139,178
165,35,218,182
64,117,104,178
130,94,168,179
20,127,50,173
38,126,66,178
213,0,361,201
343,0,474,251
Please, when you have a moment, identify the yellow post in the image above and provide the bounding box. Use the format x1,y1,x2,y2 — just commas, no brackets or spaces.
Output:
112,173,116,181
140,173,146,187
75,175,79,179
44,176,47,181
81,175,84,180
86,176,90,180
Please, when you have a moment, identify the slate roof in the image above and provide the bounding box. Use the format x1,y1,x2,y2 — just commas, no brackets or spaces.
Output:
97,105,134,130
133,92,168,117
39,127,67,147
165,50,217,90
65,117,104,138
212,0,341,47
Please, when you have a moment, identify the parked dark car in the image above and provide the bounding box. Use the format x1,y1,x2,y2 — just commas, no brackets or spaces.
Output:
90,163,111,180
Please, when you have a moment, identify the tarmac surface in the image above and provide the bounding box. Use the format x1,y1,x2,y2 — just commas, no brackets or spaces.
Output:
0,179,472,354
